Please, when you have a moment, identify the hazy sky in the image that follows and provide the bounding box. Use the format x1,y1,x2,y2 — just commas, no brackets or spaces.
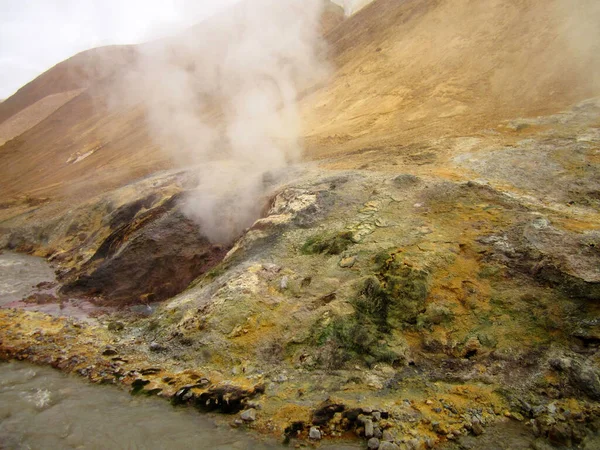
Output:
0,0,240,99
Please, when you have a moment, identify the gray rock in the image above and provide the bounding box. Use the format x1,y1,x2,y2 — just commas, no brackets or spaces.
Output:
373,426,383,439
382,430,394,442
364,418,374,437
372,411,382,421
309,426,322,440
407,439,420,450
232,419,243,427
472,421,484,436
367,437,380,449
279,276,288,291
379,443,400,450
240,408,256,422
149,342,166,352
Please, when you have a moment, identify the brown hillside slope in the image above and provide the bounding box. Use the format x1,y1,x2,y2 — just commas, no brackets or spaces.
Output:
1,0,599,206
302,0,600,159
0,46,136,126
0,89,83,146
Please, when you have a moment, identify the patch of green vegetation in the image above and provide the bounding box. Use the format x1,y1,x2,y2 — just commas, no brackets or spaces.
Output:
310,250,431,369
313,314,401,369
373,251,430,326
301,231,355,255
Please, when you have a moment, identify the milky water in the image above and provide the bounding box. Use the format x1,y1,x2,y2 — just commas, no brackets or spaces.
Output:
0,251,112,319
0,361,285,450
0,252,55,307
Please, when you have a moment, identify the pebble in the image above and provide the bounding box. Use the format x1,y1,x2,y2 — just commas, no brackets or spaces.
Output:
382,430,394,442
279,276,288,291
372,411,381,421
339,256,356,268
367,437,380,449
364,419,374,437
149,342,166,352
309,427,322,440
472,421,484,436
379,443,400,450
240,408,256,422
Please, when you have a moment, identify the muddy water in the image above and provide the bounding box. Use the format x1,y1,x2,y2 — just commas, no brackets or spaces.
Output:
0,252,55,307
0,251,110,319
0,361,286,449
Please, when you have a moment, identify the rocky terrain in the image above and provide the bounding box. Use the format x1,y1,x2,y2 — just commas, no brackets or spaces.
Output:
1,1,600,449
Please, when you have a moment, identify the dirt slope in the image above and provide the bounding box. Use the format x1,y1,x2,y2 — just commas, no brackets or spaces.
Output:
0,45,136,126
302,0,600,159
0,89,83,146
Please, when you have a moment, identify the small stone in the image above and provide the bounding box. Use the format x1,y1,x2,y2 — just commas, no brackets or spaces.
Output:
372,411,382,421
149,342,166,352
362,406,373,414
406,439,418,450
309,427,322,440
364,419,374,437
368,437,380,449
472,421,484,436
379,443,400,450
382,430,394,442
279,276,289,291
339,256,356,268
432,422,448,435
240,408,257,422
373,426,383,439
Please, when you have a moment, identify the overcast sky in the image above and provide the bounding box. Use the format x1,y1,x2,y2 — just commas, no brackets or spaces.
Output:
0,0,240,99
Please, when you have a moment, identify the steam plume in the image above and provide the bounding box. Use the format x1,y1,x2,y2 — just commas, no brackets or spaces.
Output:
122,0,329,243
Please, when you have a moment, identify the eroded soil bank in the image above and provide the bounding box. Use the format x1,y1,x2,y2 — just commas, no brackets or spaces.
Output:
1,99,600,449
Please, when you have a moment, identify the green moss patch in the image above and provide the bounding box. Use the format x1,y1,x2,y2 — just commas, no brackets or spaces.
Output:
301,231,355,255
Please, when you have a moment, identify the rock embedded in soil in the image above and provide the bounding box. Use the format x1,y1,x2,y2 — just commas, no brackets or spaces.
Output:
309,426,322,440
240,408,257,422
367,437,380,449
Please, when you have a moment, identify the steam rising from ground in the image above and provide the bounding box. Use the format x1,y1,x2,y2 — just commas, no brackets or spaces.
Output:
123,0,329,243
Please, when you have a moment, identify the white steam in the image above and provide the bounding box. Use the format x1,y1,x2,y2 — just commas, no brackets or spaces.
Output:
122,0,329,243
